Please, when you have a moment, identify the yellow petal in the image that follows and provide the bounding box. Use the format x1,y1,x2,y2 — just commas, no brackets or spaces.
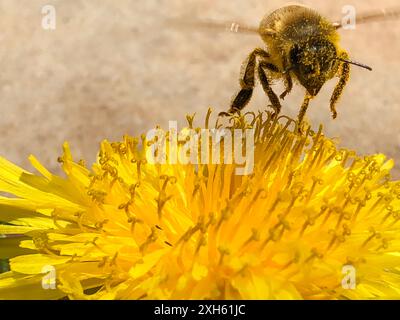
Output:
0,272,65,300
129,249,167,278
0,224,44,234
10,254,71,274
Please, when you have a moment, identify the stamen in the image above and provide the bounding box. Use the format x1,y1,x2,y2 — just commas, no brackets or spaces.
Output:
304,248,323,263
186,114,196,128
205,108,212,129
95,219,109,231
140,227,158,253
109,252,118,266
176,224,201,246
240,228,260,250
218,246,230,265
361,228,381,248
98,256,108,268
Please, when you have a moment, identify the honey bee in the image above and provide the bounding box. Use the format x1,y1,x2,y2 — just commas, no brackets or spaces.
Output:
196,5,400,127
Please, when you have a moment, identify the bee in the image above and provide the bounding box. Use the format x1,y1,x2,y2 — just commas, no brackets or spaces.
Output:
195,5,400,127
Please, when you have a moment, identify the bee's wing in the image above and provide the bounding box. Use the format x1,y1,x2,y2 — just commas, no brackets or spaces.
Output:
166,18,261,36
334,7,400,29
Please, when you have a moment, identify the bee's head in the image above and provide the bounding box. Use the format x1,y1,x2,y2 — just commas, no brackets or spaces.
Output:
290,39,339,96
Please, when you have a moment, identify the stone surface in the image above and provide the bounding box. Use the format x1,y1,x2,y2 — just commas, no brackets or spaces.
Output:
0,0,399,176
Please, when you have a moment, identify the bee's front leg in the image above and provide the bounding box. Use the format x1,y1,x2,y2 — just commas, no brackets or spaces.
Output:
280,72,293,100
219,48,270,117
279,60,293,100
297,94,313,133
258,61,282,116
330,52,351,119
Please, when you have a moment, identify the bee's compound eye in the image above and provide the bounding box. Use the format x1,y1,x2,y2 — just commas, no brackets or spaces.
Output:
290,45,303,65
300,64,314,75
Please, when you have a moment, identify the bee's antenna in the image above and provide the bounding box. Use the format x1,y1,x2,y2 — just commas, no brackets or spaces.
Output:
335,57,372,71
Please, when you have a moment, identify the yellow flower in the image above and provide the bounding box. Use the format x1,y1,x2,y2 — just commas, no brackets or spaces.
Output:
0,110,400,300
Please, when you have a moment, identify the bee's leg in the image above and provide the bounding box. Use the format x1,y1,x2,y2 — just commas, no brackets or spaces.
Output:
219,48,270,117
297,94,312,132
258,61,282,116
280,73,293,100
330,54,351,119
279,59,293,100
260,62,293,101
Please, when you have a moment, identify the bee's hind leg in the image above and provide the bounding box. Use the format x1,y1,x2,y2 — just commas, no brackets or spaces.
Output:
258,61,282,117
219,48,270,117
330,53,351,119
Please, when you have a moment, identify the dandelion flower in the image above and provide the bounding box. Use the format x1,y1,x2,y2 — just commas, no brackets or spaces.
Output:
0,110,399,299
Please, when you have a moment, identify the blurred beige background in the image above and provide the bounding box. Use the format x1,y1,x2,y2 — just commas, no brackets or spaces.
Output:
0,0,400,176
